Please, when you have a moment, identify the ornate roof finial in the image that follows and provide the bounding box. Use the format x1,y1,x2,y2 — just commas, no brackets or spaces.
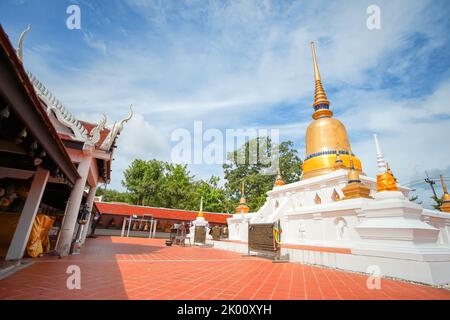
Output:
310,42,332,120
274,167,285,187
373,134,387,173
439,175,450,213
100,105,133,151
17,25,31,62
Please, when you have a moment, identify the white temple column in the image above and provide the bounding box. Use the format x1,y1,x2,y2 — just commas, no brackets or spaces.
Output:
6,167,49,260
57,154,92,256
152,219,157,238
79,185,97,245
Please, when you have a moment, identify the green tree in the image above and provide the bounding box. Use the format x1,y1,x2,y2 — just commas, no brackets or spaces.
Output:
194,176,229,213
121,159,219,211
223,137,302,212
159,163,197,210
122,159,166,206
431,195,443,210
95,188,130,203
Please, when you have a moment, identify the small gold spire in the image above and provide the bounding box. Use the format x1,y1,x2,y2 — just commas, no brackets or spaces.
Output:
235,181,250,214
334,149,345,169
439,175,450,213
346,147,360,183
240,181,246,203
376,162,398,192
441,175,448,194
342,146,371,199
274,167,285,187
310,42,332,120
197,196,204,218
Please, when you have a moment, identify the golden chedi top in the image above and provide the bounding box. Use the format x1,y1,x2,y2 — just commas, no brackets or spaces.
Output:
439,175,450,213
342,148,371,199
235,182,250,214
302,42,363,179
373,134,398,192
377,162,398,192
274,168,285,187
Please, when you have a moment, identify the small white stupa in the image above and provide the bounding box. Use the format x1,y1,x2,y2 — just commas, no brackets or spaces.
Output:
189,197,212,244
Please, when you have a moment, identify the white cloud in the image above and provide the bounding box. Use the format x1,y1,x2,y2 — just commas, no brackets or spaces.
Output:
18,0,450,206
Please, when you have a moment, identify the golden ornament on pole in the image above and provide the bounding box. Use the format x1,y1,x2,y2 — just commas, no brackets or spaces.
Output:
235,181,250,214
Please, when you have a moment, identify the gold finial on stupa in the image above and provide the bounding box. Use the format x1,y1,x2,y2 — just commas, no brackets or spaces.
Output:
342,147,371,200
310,42,332,120
439,175,450,213
347,147,360,182
274,167,285,187
377,161,398,192
235,181,250,214
334,150,345,169
197,196,204,218
373,134,398,192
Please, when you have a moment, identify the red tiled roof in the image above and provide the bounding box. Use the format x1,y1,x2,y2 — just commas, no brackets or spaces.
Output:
0,25,79,184
95,202,232,224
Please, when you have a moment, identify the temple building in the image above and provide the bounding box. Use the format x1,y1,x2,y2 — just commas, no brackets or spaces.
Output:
0,25,130,260
92,201,231,238
221,42,450,286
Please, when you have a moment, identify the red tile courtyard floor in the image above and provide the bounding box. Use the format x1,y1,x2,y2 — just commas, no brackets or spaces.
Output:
0,236,449,300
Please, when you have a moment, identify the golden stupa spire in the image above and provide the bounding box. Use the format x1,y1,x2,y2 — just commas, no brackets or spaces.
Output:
310,42,332,120
301,43,363,180
235,181,250,214
441,175,448,194
439,175,450,213
347,146,359,182
342,146,371,199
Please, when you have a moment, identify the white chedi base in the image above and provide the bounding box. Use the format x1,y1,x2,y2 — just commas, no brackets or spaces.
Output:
351,191,450,285
219,170,450,285
227,213,253,242
189,217,212,244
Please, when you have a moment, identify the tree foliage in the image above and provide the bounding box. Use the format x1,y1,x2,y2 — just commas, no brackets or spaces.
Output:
97,138,302,214
223,137,302,212
431,195,443,210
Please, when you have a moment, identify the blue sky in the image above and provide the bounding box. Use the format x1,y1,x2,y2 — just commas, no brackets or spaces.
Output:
1,0,450,208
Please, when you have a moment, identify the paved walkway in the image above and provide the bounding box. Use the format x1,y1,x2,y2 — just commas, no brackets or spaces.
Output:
0,236,449,300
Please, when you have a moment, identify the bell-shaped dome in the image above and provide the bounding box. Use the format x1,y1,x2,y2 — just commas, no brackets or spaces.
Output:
301,43,363,180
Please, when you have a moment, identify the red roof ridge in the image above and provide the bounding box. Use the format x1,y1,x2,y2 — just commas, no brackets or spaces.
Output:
95,201,231,216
